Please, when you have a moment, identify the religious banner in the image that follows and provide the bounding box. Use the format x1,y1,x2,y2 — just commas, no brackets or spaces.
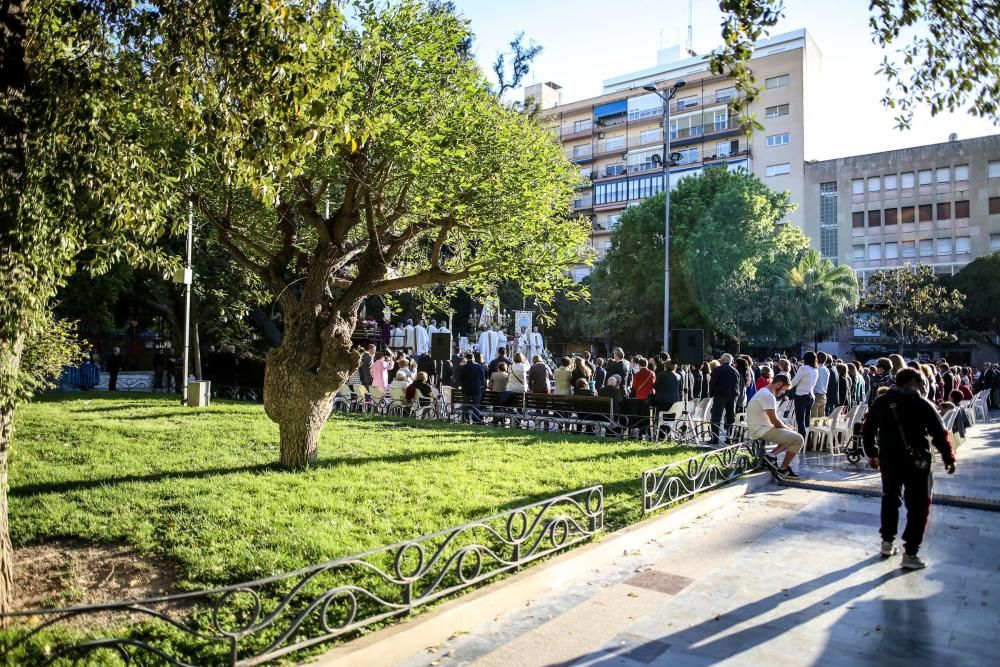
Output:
514,310,533,334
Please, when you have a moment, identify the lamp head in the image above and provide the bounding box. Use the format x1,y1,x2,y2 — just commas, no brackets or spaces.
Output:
642,84,658,92
673,80,687,90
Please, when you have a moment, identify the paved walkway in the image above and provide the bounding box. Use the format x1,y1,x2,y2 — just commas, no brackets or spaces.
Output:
392,416,1000,667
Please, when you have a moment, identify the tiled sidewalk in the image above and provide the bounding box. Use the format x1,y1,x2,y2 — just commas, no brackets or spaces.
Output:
392,416,1000,667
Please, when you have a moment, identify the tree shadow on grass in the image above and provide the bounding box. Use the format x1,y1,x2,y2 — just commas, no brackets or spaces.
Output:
10,449,461,498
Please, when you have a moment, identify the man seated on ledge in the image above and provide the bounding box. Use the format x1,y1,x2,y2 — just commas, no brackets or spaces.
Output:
747,372,804,480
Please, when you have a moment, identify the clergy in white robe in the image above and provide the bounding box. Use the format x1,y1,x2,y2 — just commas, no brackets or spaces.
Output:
528,327,544,361
403,319,416,352
427,321,439,339
516,327,529,357
414,320,430,355
390,324,404,349
477,328,494,362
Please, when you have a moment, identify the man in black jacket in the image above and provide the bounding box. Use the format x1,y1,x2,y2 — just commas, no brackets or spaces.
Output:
459,353,487,424
862,368,957,569
709,354,740,444
605,348,632,398
825,358,840,416
106,346,123,391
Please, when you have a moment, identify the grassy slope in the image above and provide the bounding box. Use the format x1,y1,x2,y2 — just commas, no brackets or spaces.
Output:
9,393,698,590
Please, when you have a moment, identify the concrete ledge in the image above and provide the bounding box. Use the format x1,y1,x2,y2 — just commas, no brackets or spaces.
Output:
312,471,774,667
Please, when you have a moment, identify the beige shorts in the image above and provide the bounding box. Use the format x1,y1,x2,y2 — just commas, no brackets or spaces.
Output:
760,427,803,453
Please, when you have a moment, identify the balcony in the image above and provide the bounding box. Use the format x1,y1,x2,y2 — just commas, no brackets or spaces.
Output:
560,121,593,141
566,145,593,162
670,116,739,142
628,131,663,149
669,92,743,114
572,195,593,210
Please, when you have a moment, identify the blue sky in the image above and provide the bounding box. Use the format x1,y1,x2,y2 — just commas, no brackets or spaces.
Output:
454,0,998,160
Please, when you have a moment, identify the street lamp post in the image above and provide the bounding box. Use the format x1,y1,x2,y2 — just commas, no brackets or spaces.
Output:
643,80,685,354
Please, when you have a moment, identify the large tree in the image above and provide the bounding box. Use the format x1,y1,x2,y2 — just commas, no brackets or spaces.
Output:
711,0,999,129
165,1,589,467
947,252,1000,352
858,266,965,353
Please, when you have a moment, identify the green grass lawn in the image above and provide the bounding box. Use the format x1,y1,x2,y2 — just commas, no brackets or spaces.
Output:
10,393,698,590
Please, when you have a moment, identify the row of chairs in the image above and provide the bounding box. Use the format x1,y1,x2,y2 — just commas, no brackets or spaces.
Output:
332,384,438,419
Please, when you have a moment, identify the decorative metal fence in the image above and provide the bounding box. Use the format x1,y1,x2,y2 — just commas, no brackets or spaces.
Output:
642,441,763,513
1,486,604,666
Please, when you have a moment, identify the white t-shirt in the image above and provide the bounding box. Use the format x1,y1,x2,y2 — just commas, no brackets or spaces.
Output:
747,386,779,439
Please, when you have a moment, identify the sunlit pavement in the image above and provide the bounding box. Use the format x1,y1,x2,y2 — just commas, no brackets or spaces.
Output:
394,415,1000,667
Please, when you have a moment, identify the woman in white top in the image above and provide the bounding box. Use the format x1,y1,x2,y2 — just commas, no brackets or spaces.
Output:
507,352,529,393
787,351,819,437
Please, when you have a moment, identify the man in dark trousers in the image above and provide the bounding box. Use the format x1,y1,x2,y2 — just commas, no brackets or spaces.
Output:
458,352,487,424
862,368,956,570
358,344,375,390
825,357,840,416
709,353,740,444
106,346,123,391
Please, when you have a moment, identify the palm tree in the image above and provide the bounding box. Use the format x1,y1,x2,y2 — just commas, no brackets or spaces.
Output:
781,249,859,351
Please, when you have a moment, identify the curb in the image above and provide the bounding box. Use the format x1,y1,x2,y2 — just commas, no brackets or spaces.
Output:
311,471,774,667
776,478,1000,512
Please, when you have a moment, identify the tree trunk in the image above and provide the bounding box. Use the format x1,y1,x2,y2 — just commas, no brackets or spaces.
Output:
263,310,360,470
192,321,202,380
0,333,25,618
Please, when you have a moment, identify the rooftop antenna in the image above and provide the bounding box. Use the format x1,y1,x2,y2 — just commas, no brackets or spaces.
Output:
659,28,664,49
685,0,696,56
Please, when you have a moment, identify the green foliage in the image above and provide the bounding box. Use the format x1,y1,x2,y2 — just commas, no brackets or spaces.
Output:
709,0,999,131
779,249,859,347
858,266,966,351
947,252,1000,344
181,0,589,324
17,315,85,401
580,168,800,350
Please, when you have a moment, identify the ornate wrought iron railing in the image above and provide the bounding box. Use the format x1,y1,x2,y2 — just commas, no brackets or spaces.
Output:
642,441,763,513
1,486,604,666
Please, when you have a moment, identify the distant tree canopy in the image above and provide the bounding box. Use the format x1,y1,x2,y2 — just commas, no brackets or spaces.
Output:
711,0,999,129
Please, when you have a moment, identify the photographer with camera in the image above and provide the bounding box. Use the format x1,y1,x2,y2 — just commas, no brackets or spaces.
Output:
862,368,956,570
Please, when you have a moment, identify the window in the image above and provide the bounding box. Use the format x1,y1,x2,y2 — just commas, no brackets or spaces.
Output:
765,74,790,89
714,110,729,130
937,238,952,256
884,208,898,225
639,128,660,144
819,182,838,260
766,133,790,147
765,104,790,118
918,204,933,222
990,161,1000,178
992,233,1000,251
990,197,1000,215
852,179,865,195
901,206,915,223
918,169,932,186
853,245,865,261
676,147,699,165
902,240,916,258
868,243,882,260
884,174,897,190
605,136,625,151
901,172,915,188
573,119,592,132
607,214,622,229
955,236,971,255
580,167,592,180
868,176,881,192
955,164,969,181
852,211,865,228
885,242,899,259
715,87,736,103
766,163,791,176
594,179,628,205
919,239,933,257
571,144,591,158
937,202,951,220
605,163,625,177
868,210,881,227
717,140,734,157
936,167,950,183
627,174,664,200
955,200,970,218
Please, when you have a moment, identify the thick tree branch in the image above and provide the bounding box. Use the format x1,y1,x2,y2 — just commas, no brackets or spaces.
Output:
366,264,487,296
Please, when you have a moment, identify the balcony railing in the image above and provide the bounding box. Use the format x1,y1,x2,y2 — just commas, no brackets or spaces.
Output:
572,195,593,209
566,145,593,161
628,131,663,148
668,92,743,114
670,117,738,140
595,139,627,155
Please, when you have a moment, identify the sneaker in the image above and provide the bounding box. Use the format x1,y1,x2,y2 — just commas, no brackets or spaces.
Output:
778,467,801,480
765,453,778,467
880,541,898,557
901,553,927,570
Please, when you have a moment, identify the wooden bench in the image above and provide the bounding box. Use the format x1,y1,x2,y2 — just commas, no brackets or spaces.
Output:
448,388,522,423
521,393,616,434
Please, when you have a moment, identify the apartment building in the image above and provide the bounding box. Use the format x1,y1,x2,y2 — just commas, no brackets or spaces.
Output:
527,29,822,275
802,134,1000,358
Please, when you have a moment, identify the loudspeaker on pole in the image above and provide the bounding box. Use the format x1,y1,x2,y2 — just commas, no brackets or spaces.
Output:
430,333,453,361
670,329,705,365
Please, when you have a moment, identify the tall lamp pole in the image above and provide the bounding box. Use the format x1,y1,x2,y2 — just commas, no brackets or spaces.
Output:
181,198,194,405
643,80,685,354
